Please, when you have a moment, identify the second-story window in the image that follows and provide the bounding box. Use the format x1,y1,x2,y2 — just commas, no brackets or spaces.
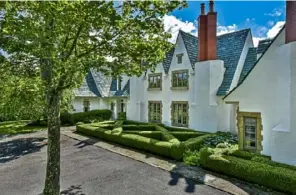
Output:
176,53,183,64
148,73,162,90
171,70,189,89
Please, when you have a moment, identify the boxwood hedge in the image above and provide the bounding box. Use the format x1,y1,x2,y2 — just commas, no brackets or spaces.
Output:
76,121,212,161
200,148,296,194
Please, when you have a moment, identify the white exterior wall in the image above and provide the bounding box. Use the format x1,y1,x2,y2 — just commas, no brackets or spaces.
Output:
225,29,296,165
127,33,247,133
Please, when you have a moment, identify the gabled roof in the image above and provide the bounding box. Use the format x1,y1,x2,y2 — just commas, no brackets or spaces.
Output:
257,39,273,54
76,71,129,98
165,29,250,95
74,71,101,97
114,80,130,97
223,25,286,100
162,47,175,74
238,47,257,85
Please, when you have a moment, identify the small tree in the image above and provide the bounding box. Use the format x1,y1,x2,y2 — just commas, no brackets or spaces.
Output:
1,1,186,194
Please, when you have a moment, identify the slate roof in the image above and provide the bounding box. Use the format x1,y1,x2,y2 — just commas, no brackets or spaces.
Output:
76,70,129,98
110,78,118,91
162,47,175,74
74,71,101,97
114,80,130,97
257,39,273,54
238,47,257,85
171,29,250,95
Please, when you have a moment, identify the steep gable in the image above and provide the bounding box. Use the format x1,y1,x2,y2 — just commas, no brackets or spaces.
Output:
238,47,257,84
74,71,101,97
164,29,250,95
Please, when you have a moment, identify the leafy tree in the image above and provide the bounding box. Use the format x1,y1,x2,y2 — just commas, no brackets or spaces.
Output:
0,1,186,194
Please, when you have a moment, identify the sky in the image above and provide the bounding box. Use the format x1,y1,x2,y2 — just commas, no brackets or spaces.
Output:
164,1,286,46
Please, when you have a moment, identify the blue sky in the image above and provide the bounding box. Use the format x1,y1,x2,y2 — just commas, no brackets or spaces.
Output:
164,1,286,46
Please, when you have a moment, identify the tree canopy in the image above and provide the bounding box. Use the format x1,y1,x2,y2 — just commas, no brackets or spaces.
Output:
0,1,186,194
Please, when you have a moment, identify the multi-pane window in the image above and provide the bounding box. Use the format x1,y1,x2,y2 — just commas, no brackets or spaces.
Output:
148,73,162,89
172,70,189,88
148,101,162,123
171,102,189,127
176,53,183,64
244,117,257,150
83,99,90,112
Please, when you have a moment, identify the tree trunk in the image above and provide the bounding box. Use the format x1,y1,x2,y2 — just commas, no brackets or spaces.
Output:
43,90,61,195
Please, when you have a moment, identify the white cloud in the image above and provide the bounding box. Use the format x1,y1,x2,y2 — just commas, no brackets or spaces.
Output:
268,20,275,27
253,37,265,47
267,21,285,38
163,15,196,43
217,24,238,35
265,8,283,17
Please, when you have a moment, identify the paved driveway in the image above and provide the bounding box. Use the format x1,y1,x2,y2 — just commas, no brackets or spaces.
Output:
0,134,229,195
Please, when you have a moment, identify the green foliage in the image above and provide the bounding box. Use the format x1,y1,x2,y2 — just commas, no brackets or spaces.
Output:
183,134,213,152
123,120,150,125
170,132,205,141
60,112,73,125
203,131,238,147
122,125,156,131
183,150,201,166
118,112,126,120
164,126,199,132
123,131,162,140
71,109,112,124
199,148,296,194
0,121,46,135
76,124,173,158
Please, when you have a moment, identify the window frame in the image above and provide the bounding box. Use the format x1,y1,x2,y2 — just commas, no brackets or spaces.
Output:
148,101,162,123
171,101,189,127
147,73,162,90
171,69,189,90
83,99,90,112
176,53,183,64
237,110,263,153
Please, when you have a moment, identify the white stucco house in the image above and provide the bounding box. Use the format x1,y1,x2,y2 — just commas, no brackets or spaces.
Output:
73,1,296,165
224,1,296,165
73,70,130,119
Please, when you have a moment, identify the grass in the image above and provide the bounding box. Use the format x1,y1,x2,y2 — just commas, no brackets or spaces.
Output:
0,121,46,135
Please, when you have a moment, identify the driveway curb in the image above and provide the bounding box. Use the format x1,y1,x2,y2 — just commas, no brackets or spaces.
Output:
61,130,284,195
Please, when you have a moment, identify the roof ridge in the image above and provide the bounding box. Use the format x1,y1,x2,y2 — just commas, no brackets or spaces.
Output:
180,28,251,39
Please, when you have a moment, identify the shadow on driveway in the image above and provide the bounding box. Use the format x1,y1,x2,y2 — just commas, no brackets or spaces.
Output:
0,137,47,163
61,185,85,195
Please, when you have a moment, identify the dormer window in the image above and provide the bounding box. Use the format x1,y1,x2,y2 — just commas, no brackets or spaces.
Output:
176,53,183,64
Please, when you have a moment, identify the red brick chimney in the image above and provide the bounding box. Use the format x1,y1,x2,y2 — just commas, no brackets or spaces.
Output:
198,0,217,62
286,1,296,44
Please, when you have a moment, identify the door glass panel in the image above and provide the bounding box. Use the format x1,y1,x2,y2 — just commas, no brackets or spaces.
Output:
244,117,257,150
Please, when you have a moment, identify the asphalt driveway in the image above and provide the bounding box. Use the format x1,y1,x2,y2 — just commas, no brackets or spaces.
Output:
0,134,229,195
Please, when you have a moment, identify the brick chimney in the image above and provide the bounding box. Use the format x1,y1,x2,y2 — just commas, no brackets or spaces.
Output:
198,0,217,61
286,1,296,44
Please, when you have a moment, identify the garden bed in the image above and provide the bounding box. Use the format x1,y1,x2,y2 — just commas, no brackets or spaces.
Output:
76,120,212,160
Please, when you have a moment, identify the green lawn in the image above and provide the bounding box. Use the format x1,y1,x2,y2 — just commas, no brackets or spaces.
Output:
0,121,46,135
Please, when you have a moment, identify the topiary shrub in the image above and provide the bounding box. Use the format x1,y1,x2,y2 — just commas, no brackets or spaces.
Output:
60,112,73,125
170,131,205,141
118,112,126,120
184,150,201,166
72,109,112,124
199,147,296,194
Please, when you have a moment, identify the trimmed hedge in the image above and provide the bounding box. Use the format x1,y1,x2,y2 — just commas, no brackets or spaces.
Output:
200,148,296,194
183,134,213,151
118,112,126,120
61,109,112,125
170,131,205,141
123,131,162,140
164,126,197,132
123,120,150,125
76,124,173,158
122,125,156,131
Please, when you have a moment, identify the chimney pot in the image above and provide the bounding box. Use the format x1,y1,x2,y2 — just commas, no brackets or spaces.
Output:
209,0,214,13
200,3,205,15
